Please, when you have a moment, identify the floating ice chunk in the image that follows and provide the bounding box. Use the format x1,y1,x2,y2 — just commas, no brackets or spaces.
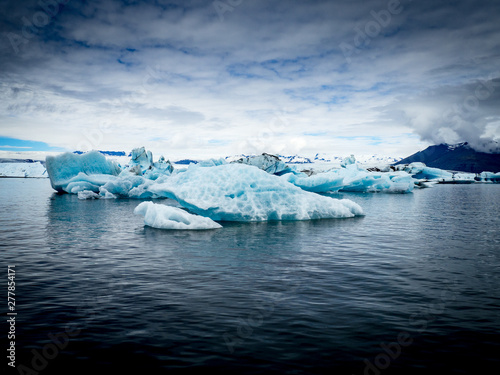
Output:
283,171,345,193
340,166,414,193
98,188,117,199
197,158,227,167
232,153,291,175
415,180,437,188
395,162,453,180
154,156,174,173
443,172,476,184
478,172,500,183
284,164,414,193
129,147,153,173
134,202,222,230
77,190,101,200
340,154,356,168
144,156,174,180
46,151,121,192
395,162,480,183
147,163,363,221
125,148,174,180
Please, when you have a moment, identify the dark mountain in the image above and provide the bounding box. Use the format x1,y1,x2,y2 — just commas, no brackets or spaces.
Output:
395,143,500,173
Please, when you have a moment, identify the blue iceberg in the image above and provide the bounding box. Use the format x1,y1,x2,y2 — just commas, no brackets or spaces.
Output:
46,149,364,222
146,163,364,221
395,162,453,180
395,162,479,184
46,151,121,193
283,163,415,193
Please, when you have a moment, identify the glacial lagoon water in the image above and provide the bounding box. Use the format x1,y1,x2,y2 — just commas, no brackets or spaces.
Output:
2,178,499,374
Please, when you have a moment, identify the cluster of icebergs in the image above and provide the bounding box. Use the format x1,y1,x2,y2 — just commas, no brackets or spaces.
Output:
392,163,500,184
45,148,499,230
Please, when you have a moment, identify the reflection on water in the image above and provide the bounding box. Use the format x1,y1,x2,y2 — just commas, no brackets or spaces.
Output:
1,179,500,374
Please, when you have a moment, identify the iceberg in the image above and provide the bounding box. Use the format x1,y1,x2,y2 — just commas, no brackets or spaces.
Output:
77,190,101,200
395,162,478,184
197,158,227,168
395,162,453,180
147,163,364,221
283,163,415,193
46,151,121,192
478,172,500,183
78,189,117,200
46,147,365,223
46,148,176,194
129,146,154,173
340,154,357,168
126,147,174,180
134,201,222,230
0,161,47,178
231,153,292,175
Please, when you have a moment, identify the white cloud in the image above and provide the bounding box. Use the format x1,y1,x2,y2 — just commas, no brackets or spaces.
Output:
0,0,499,158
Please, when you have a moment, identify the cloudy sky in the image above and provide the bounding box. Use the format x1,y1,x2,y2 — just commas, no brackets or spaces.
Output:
1,0,499,159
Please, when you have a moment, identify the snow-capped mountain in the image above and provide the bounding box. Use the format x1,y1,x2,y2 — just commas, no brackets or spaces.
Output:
396,143,500,173
225,153,402,166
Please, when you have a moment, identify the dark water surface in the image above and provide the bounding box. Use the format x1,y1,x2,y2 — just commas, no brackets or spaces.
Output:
2,178,499,374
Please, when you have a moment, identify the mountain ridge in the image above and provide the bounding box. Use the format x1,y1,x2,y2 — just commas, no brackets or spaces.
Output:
395,143,500,173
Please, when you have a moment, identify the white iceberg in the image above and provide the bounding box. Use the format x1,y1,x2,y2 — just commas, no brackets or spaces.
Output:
134,201,222,230
478,171,500,182
395,162,453,180
146,163,364,221
77,190,101,200
197,158,227,168
46,151,121,192
77,189,117,200
284,163,415,193
129,147,154,172
395,162,478,184
126,147,174,180
0,161,47,178
340,154,357,168
231,153,291,175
